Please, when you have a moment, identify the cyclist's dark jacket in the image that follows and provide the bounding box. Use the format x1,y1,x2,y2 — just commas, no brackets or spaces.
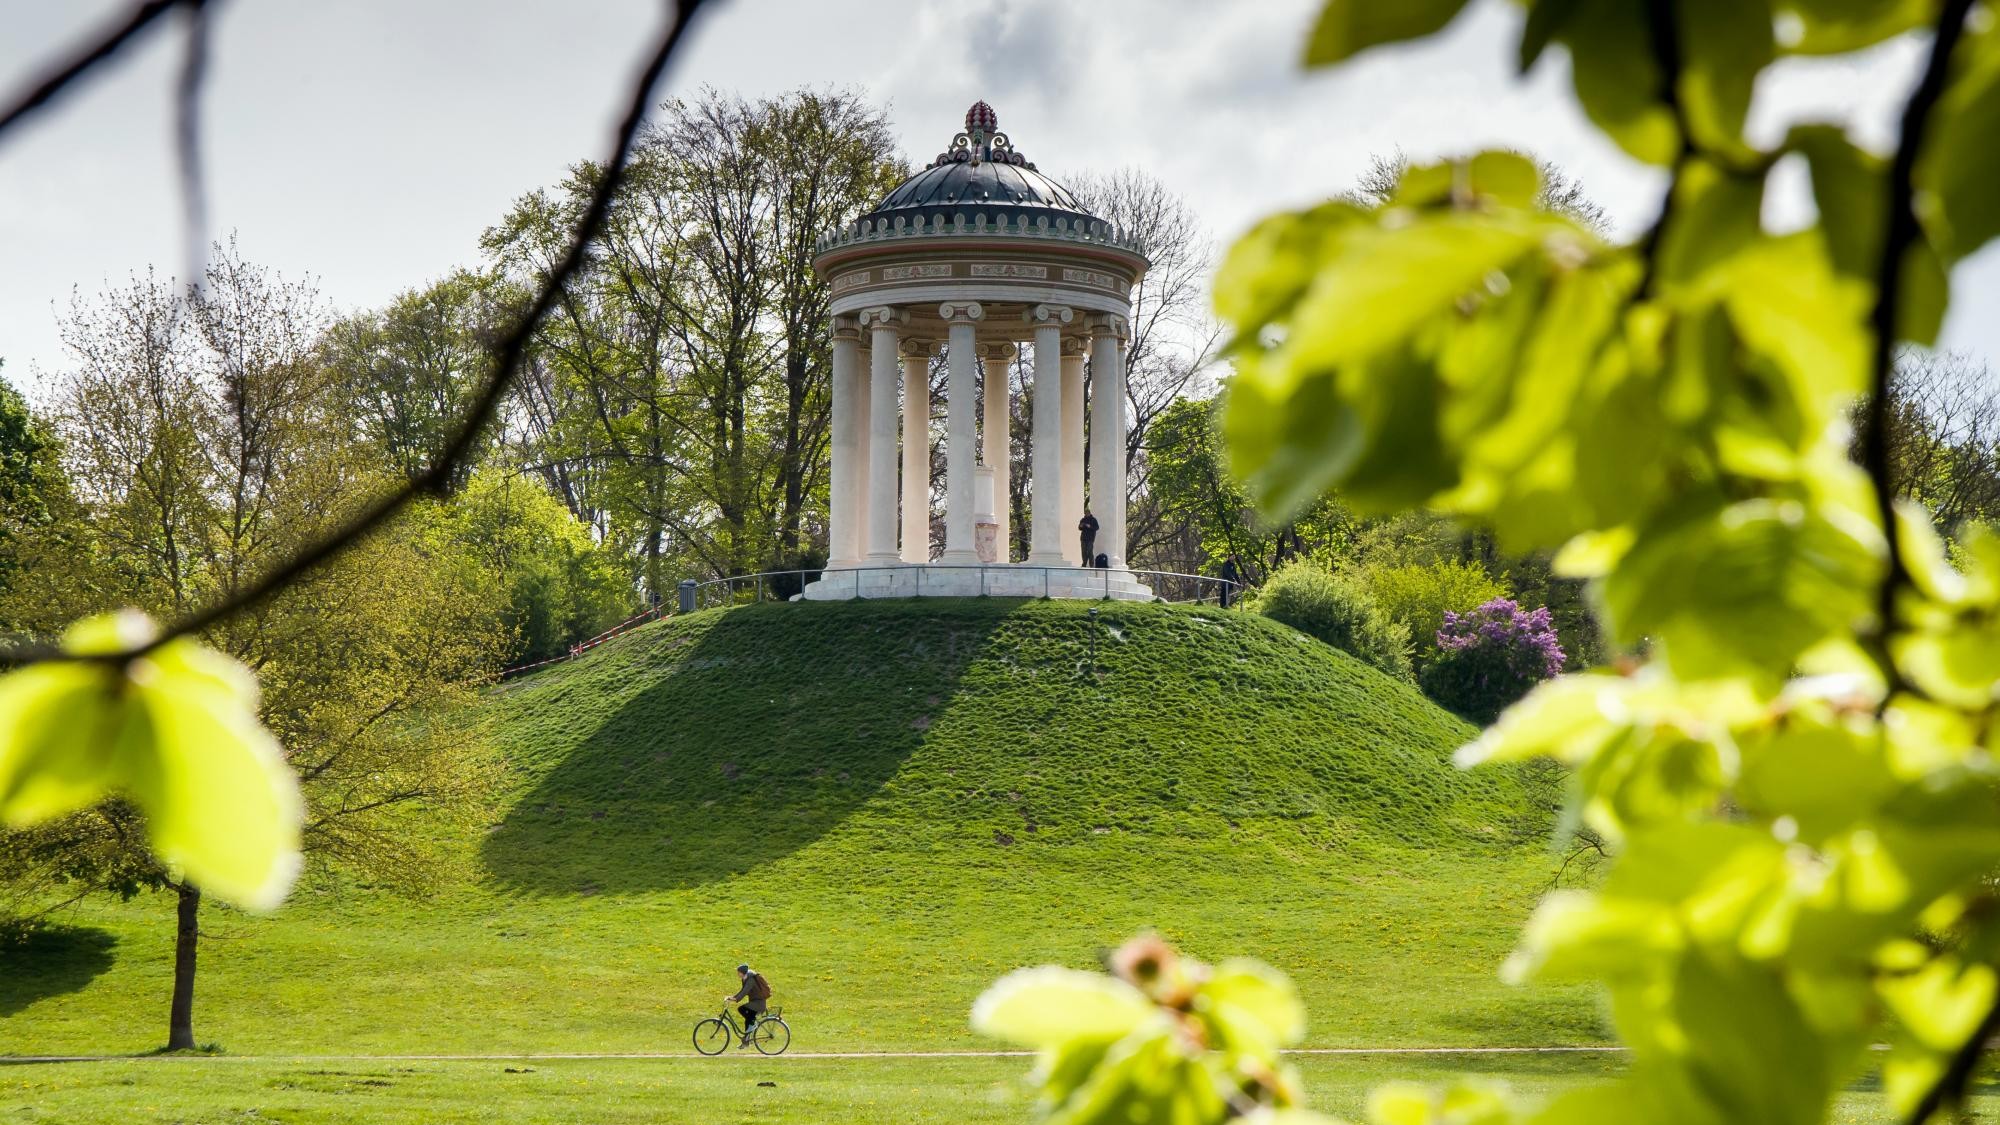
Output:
731,972,769,1013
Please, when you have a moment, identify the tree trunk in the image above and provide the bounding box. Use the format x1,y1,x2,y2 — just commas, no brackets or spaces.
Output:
167,883,200,1051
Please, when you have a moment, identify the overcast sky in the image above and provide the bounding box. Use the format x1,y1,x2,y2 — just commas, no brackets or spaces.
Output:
2,0,1995,392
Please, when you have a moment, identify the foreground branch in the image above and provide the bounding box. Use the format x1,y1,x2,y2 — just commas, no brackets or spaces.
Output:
0,0,189,136
1865,0,1975,696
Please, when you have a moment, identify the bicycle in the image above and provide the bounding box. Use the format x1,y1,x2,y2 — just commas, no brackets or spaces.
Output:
693,1006,790,1055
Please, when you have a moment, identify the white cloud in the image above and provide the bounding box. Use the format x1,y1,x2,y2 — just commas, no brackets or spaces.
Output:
1,0,1992,392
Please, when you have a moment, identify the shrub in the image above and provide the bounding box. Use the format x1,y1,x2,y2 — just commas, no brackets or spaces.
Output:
1354,559,1507,672
1419,597,1565,723
1251,560,1412,679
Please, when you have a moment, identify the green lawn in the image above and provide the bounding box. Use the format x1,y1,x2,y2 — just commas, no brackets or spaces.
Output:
0,1054,1968,1124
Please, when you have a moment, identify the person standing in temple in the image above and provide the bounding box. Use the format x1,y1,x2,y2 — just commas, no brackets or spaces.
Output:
1219,556,1240,608
1078,509,1099,567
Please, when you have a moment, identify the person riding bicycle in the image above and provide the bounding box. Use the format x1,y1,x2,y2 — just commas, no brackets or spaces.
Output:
726,963,772,1044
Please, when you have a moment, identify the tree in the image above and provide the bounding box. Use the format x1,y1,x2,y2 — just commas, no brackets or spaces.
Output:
0,366,74,631
1872,348,2000,534
6,250,508,1050
484,87,904,596
324,270,508,492
1065,169,1225,568
1143,394,1354,579
442,467,633,662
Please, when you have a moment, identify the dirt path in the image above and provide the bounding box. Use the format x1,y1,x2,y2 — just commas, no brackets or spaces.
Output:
2,1046,1627,1064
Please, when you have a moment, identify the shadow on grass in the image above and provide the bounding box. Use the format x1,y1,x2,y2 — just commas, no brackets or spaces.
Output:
0,925,117,1017
480,600,1020,893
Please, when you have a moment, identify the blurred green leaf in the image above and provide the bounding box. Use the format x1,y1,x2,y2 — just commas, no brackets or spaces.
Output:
1917,25,2000,262
1303,0,1471,66
0,611,302,910
1776,0,1932,54
1199,959,1308,1051
971,966,1156,1049
1560,1,1681,165
1677,0,1776,158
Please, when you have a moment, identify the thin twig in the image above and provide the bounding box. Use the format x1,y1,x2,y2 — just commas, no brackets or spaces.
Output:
1866,0,1976,702
1632,0,1696,301
1905,992,2000,1125
0,0,188,135
0,0,714,668
176,0,215,295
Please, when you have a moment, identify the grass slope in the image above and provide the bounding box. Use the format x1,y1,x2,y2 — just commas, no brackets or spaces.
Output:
4,599,1599,1058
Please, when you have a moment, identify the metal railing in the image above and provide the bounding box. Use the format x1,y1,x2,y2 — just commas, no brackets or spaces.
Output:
681,564,1243,612
499,565,1248,679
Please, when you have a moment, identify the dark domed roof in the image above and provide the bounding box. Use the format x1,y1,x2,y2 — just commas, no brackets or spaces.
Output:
864,102,1096,225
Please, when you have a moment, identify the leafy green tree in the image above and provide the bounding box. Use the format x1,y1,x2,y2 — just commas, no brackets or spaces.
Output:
0,366,75,629
1144,395,1355,580
1,252,507,1050
442,468,633,662
324,270,508,492
485,87,904,596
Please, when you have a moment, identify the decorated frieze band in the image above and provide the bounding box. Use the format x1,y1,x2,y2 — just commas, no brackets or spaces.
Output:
829,261,1130,295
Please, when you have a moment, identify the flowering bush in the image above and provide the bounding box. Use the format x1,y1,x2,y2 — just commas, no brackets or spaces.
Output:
1418,598,1564,723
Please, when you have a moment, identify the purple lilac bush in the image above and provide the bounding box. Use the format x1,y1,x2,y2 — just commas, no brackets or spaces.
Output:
1419,597,1566,723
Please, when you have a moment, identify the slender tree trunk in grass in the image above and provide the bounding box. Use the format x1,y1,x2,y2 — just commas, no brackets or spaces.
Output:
168,884,200,1050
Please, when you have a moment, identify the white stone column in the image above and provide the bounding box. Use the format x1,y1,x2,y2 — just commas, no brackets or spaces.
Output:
859,306,905,564
1090,316,1129,568
1025,304,1072,566
828,317,863,567
980,342,1016,562
900,337,935,563
1059,337,1087,565
939,303,983,564
855,342,871,555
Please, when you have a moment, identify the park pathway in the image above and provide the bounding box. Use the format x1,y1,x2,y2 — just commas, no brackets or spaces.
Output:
3,1046,1627,1064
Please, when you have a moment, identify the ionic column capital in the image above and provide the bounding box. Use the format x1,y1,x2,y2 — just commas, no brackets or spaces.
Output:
1024,304,1075,326
937,301,985,324
857,306,908,330
1059,336,1089,358
977,341,1019,362
832,315,862,343
899,336,938,359
1088,313,1129,341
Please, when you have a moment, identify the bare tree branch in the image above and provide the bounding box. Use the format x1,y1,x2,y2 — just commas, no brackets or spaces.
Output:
1866,0,1978,702
0,0,187,136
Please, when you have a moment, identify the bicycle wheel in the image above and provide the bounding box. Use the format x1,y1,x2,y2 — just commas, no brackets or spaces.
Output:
751,1017,790,1055
692,1017,733,1055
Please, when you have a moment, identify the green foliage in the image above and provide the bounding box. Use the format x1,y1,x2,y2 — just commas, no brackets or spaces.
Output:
1352,559,1507,672
1252,560,1412,680
0,613,300,910
993,3,2000,1124
440,468,633,663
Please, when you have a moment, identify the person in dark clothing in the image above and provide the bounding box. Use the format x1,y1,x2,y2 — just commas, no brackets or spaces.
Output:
727,963,772,1044
1078,510,1100,567
1219,557,1239,608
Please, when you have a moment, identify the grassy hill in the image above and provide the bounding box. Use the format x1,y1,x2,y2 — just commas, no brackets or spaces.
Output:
2,599,1601,1056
